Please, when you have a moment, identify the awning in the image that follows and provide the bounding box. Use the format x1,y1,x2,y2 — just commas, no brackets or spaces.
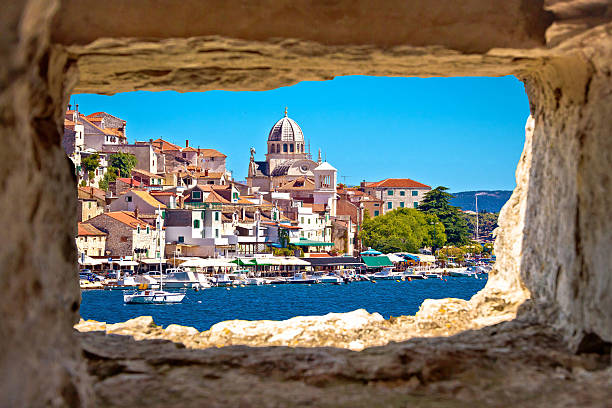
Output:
305,256,364,267
360,248,382,255
292,239,334,247
386,254,406,263
180,258,236,268
139,258,168,264
78,255,104,265
407,253,436,263
112,260,139,267
362,256,393,268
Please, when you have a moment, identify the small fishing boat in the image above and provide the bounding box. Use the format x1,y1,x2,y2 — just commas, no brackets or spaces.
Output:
286,272,318,284
124,258,186,304
123,289,185,304
371,267,404,280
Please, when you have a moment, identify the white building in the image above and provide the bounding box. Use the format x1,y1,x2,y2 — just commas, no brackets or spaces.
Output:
361,178,431,215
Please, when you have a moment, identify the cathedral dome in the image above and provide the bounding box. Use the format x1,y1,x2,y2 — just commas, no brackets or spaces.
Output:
268,109,304,142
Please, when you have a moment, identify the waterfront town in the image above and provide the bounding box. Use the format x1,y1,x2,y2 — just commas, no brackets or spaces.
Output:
68,104,492,290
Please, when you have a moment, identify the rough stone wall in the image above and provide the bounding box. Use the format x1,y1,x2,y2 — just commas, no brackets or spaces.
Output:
520,46,612,349
1,1,612,406
0,1,89,406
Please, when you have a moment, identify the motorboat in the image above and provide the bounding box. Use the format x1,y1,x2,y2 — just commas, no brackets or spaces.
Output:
449,268,477,278
371,267,405,280
244,277,265,286
315,273,344,284
286,272,318,284
214,272,247,286
124,262,186,304
163,268,212,289
124,289,185,304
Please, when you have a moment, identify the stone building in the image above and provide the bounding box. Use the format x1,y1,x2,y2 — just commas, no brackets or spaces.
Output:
77,186,106,221
247,109,326,192
109,189,167,214
361,178,431,214
104,142,163,174
86,211,165,259
76,223,107,257
80,111,127,151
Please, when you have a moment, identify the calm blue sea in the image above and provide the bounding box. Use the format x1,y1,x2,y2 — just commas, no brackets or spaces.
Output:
80,277,487,331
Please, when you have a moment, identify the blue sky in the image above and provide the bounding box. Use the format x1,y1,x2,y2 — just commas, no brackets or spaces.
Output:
72,75,529,192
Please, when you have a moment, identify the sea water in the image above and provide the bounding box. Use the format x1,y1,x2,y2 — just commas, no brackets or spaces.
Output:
80,277,487,331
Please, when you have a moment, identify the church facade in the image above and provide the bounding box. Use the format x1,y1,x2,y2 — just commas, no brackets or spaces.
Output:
247,109,323,192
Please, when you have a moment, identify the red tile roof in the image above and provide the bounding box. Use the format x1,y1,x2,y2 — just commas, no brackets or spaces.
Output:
366,178,431,189
152,138,182,151
78,223,107,236
105,211,153,229
116,178,141,186
204,190,230,204
198,148,226,158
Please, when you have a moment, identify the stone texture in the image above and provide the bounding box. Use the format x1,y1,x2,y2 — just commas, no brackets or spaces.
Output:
2,0,612,406
0,1,89,406
79,321,612,407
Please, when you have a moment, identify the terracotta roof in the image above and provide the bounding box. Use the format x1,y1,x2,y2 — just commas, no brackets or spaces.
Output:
132,168,162,178
129,190,167,209
366,178,431,189
77,186,106,202
150,191,176,196
198,148,226,158
277,177,315,191
104,211,152,229
77,223,106,236
79,114,126,139
236,197,255,205
64,119,75,126
182,146,198,152
152,138,182,151
196,172,224,179
204,190,230,204
116,178,141,186
87,112,126,124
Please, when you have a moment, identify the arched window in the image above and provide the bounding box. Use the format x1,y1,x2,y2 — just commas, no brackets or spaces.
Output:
290,144,294,153
283,144,288,153
270,144,274,153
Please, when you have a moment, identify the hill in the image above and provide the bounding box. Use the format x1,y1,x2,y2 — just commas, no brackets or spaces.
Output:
450,190,513,213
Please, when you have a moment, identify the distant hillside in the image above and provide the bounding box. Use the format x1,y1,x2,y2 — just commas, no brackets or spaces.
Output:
450,190,513,213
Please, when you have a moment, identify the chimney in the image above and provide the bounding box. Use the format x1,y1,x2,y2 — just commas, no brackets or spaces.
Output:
185,139,189,147
149,138,153,145
75,104,79,112
67,104,72,110
134,207,139,219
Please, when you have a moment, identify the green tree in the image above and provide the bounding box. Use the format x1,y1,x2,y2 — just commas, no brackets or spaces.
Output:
363,208,371,221
358,208,446,253
81,154,100,186
418,186,470,245
99,166,119,191
108,152,138,177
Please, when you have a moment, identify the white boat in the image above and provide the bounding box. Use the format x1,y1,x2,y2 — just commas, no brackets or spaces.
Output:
372,267,405,280
163,268,212,289
123,289,185,304
287,272,318,284
316,273,344,284
214,272,248,286
244,277,265,286
449,269,477,278
124,257,186,304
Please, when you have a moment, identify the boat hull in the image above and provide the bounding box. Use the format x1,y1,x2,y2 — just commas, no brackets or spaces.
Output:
124,291,185,304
